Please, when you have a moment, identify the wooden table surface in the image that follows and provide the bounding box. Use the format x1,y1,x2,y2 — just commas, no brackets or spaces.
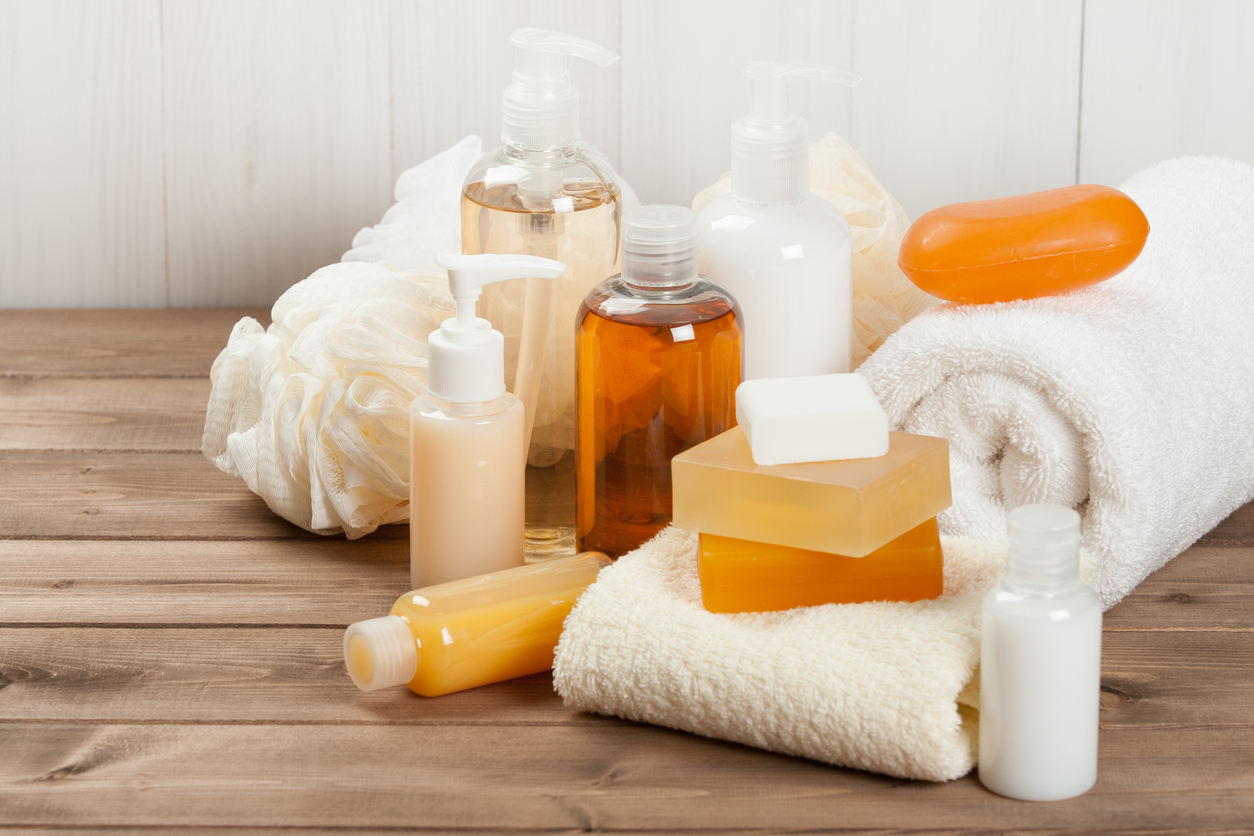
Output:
1,309,1252,833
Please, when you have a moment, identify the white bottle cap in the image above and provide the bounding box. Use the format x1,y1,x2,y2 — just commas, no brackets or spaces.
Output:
731,61,859,205
502,28,619,151
1007,504,1082,593
621,205,699,288
429,253,566,404
343,615,419,692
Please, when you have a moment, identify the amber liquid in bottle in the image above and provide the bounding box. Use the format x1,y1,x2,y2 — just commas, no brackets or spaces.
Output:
576,278,742,557
461,176,620,561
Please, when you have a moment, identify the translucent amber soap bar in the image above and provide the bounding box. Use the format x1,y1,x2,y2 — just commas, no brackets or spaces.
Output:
671,426,950,557
699,518,944,613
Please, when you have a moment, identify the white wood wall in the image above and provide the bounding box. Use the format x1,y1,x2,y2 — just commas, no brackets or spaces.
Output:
2,0,1252,308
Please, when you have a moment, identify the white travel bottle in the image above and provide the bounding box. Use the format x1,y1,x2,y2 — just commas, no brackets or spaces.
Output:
979,504,1103,801
411,253,566,589
697,61,859,381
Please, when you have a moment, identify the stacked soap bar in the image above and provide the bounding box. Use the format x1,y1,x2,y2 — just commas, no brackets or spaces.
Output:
672,374,952,613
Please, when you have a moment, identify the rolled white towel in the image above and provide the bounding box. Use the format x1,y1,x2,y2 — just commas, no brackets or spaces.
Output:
859,157,1254,607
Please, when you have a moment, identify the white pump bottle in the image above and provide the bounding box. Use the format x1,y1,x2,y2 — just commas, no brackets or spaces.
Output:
696,61,859,381
462,28,625,560
411,253,566,589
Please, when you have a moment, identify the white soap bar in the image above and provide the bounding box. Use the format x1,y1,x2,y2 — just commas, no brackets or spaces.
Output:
735,374,890,466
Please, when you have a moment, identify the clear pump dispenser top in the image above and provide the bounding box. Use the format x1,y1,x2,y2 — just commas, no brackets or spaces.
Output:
621,205,700,288
731,61,860,205
429,253,566,403
1006,504,1083,594
502,28,619,151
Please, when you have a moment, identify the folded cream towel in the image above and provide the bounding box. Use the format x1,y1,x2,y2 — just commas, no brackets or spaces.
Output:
859,157,1254,608
553,527,1081,781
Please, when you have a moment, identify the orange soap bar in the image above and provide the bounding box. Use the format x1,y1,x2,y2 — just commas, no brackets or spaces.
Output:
899,184,1149,304
671,426,950,557
699,518,944,613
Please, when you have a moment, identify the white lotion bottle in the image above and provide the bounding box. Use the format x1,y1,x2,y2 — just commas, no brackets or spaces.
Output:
697,61,859,381
979,504,1103,801
411,253,566,589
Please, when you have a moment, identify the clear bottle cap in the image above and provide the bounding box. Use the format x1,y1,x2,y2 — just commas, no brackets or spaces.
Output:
343,615,419,692
1006,504,1082,593
502,28,619,151
621,205,699,288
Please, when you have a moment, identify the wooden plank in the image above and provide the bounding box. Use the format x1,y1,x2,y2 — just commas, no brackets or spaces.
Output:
0,723,1251,829
1079,0,1254,187
163,0,393,307
390,0,622,185
620,0,853,206
0,539,407,625
0,378,209,452
0,0,166,308
0,309,268,378
1,626,1248,729
1195,499,1254,548
0,451,407,542
1104,545,1254,631
850,0,1083,221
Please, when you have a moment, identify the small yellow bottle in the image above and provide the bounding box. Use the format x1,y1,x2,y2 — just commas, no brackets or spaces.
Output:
344,552,610,697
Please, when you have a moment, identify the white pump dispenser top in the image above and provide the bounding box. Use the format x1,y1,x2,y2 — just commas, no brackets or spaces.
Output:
430,253,566,403
731,61,860,205
502,28,619,151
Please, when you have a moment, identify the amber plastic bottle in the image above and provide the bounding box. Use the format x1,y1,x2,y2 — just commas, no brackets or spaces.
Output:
576,206,742,557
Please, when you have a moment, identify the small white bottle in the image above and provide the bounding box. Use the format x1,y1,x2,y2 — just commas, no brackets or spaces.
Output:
979,504,1103,801
411,253,566,589
697,61,859,381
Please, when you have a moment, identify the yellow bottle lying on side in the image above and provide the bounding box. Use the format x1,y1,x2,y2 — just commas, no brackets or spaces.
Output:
344,552,610,697
698,518,944,614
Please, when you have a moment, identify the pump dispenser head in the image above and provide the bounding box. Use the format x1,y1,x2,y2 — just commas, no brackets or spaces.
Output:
621,205,700,288
1006,504,1083,594
731,60,860,205
429,253,566,403
502,28,619,151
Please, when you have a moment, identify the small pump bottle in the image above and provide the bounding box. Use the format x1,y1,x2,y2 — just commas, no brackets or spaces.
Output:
345,551,610,697
979,504,1103,801
697,61,859,381
411,253,566,589
576,205,743,557
462,28,625,561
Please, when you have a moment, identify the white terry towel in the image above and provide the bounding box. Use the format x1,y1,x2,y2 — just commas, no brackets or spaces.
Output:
554,527,1076,781
859,157,1254,607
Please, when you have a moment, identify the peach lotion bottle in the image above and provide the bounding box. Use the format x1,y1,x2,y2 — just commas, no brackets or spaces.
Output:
344,551,610,697
461,28,624,561
577,206,742,557
979,504,1102,801
411,253,565,589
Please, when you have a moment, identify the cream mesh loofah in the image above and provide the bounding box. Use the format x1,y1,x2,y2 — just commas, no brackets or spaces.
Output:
692,132,938,367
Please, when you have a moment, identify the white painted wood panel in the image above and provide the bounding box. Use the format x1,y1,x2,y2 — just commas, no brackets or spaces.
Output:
162,0,392,307
0,0,166,308
621,0,854,207
852,0,1084,222
1079,0,1254,187
390,0,622,185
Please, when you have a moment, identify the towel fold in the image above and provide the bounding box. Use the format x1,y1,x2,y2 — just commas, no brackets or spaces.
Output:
859,156,1254,607
554,527,1058,781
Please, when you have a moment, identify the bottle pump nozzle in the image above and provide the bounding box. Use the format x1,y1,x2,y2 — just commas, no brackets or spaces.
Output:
503,28,619,151
732,60,860,205
429,253,566,404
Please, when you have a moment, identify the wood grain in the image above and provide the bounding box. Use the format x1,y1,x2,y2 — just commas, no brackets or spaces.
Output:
1,723,1252,830
1080,0,1254,186
851,0,1084,220
162,0,393,307
0,309,267,378
620,0,854,206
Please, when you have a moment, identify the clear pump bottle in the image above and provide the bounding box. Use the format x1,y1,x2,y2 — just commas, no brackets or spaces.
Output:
979,504,1103,801
576,206,743,557
345,551,610,697
461,28,624,561
697,61,859,381
411,253,566,589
